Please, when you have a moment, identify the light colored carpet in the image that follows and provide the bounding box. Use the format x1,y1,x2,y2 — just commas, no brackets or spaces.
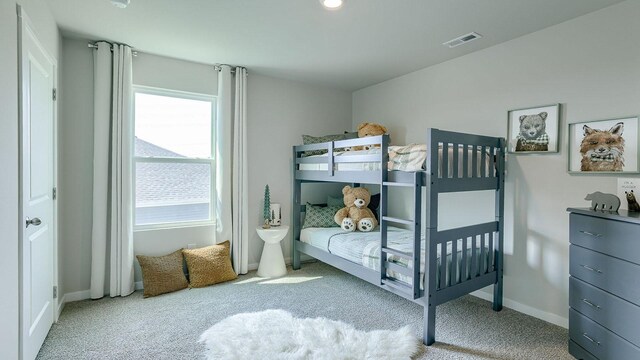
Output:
199,309,418,359
38,262,571,360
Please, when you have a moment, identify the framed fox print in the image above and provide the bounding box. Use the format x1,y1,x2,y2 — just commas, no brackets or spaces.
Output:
568,117,639,174
507,104,560,154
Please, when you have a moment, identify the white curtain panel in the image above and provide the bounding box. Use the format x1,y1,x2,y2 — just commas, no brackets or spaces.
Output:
215,66,233,244
216,65,249,274
232,67,249,275
90,42,135,299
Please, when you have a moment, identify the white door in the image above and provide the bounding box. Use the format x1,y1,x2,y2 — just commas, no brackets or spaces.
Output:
19,7,57,360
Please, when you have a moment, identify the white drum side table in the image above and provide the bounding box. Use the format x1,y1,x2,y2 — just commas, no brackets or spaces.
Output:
256,225,289,277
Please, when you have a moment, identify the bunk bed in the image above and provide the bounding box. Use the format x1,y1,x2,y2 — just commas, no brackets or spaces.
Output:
291,129,506,346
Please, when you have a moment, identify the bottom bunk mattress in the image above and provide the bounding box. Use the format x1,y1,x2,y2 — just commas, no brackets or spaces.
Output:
300,226,491,289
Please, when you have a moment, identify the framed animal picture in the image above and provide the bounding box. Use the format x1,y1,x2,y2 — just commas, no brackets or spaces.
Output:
568,117,639,174
507,104,560,154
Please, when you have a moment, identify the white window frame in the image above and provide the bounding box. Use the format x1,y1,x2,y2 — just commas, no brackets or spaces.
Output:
132,85,216,231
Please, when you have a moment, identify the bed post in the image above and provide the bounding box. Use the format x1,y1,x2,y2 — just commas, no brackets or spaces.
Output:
292,147,301,270
423,129,439,346
493,138,506,311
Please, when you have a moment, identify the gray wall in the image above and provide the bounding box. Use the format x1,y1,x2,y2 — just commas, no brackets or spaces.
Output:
0,0,59,358
352,0,640,326
58,40,352,294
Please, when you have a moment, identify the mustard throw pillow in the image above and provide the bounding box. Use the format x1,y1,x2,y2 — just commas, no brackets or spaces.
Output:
137,249,189,298
182,241,237,288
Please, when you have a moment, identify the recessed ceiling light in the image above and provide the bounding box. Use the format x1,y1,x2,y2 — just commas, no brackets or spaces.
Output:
110,0,130,9
319,0,344,10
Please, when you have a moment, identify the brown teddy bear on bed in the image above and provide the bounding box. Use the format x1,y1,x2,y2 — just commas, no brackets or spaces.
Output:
349,122,388,151
334,186,378,232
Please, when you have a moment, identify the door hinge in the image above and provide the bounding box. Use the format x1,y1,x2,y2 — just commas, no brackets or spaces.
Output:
52,88,57,101
52,187,57,200
53,286,58,299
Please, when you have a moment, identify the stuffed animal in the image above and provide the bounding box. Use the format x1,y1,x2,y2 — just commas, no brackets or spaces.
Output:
626,190,640,212
350,122,388,151
334,186,378,232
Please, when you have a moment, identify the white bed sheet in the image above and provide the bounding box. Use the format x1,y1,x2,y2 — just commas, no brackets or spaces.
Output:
300,227,490,289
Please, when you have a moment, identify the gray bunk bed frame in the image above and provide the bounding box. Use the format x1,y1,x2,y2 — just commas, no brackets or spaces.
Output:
291,129,506,345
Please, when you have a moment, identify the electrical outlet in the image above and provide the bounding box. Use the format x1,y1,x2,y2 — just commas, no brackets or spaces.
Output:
187,243,196,249
618,178,639,210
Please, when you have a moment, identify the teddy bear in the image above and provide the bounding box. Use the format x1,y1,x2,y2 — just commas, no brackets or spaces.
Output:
334,185,378,232
350,122,388,151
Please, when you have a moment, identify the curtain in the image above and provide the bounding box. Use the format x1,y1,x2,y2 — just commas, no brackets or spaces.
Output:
90,42,135,299
216,65,249,274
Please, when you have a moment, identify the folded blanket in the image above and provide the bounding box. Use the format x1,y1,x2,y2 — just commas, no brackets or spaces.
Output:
388,144,427,171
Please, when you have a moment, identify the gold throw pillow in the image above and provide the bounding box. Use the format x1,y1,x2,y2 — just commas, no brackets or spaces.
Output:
137,249,189,298
182,241,237,288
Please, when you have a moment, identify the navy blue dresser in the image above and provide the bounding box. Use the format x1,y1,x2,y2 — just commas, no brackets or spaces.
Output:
567,208,640,360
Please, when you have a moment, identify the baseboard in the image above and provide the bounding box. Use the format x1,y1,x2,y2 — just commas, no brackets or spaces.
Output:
63,289,91,303
470,290,568,329
56,295,66,319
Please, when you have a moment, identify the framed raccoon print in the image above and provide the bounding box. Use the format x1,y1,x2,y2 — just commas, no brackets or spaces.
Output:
507,104,560,154
568,117,639,174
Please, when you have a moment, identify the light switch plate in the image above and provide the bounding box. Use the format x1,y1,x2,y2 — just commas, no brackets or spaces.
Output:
618,178,639,210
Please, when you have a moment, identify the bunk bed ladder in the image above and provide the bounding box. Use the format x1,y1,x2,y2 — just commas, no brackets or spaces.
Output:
380,171,423,300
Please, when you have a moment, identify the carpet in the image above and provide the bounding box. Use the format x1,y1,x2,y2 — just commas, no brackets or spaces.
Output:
199,309,419,360
38,262,572,359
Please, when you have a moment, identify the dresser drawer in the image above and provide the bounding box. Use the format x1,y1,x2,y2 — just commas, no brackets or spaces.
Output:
570,276,640,346
569,340,598,360
570,309,640,360
570,213,640,265
570,245,640,306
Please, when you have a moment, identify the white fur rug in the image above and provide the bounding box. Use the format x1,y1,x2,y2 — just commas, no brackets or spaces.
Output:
199,309,419,360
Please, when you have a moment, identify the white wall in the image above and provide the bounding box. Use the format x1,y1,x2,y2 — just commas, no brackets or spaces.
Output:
0,0,59,358
59,43,352,292
58,38,94,295
247,74,352,266
0,2,20,358
352,0,640,327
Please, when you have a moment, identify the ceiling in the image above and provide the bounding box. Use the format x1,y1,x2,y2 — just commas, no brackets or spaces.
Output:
49,0,624,91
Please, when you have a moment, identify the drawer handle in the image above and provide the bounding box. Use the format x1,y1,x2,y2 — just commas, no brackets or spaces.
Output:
579,230,603,238
583,333,601,346
582,298,601,309
580,264,603,274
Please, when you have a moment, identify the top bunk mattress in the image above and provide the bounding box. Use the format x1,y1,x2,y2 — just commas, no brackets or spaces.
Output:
299,144,492,175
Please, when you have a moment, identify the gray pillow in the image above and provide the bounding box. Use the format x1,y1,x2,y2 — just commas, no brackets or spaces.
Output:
344,131,358,139
303,203,342,228
302,133,350,156
327,195,344,207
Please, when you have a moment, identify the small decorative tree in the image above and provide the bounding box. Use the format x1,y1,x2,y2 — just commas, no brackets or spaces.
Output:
262,185,271,229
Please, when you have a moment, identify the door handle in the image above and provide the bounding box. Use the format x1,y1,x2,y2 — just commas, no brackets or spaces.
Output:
25,217,42,228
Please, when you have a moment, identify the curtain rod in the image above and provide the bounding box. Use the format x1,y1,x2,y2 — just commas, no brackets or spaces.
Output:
88,43,248,75
88,42,138,56
214,64,248,75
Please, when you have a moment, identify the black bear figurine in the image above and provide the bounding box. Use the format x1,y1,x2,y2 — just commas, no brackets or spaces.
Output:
626,190,640,212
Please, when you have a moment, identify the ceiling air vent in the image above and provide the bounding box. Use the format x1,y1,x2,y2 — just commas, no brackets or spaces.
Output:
443,32,482,48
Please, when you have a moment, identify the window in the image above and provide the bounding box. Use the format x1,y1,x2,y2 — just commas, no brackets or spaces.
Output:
133,87,215,229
